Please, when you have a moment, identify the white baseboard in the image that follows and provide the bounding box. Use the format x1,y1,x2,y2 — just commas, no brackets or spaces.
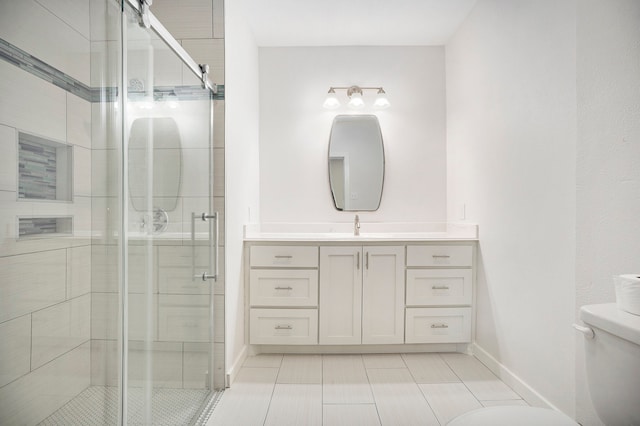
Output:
225,345,248,388
471,343,559,411
251,343,462,355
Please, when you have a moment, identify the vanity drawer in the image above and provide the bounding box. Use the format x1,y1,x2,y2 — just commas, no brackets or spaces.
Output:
406,269,472,306
250,308,318,345
405,307,471,343
250,269,318,307
250,246,319,268
406,245,473,267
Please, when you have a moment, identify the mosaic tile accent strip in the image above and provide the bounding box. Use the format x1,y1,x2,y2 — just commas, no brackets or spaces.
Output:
0,37,224,102
0,37,92,102
18,139,58,200
18,133,71,201
18,217,72,237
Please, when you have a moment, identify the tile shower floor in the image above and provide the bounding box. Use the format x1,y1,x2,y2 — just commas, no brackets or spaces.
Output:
39,386,213,426
208,353,528,426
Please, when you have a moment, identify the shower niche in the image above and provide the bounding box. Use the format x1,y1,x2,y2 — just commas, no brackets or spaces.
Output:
18,216,73,238
18,132,73,201
17,132,74,238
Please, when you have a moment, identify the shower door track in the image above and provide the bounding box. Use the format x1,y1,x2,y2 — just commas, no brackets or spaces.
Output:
124,0,217,94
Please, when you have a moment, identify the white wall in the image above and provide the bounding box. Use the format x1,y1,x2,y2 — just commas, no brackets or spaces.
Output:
447,0,577,415
576,1,640,424
224,0,261,379
258,46,447,224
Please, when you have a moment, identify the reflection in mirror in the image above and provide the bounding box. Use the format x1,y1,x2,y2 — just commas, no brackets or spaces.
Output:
128,117,182,212
328,115,384,211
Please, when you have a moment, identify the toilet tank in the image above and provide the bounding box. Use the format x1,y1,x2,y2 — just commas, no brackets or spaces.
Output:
580,304,640,426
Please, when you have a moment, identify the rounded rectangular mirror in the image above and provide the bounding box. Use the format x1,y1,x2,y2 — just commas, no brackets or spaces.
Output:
328,115,384,211
129,117,183,212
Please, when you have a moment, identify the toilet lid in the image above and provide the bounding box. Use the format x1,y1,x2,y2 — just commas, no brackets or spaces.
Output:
447,406,578,426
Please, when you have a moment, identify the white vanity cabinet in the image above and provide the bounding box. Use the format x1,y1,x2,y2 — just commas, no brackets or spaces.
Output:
248,245,319,345
405,244,474,343
319,246,405,345
246,237,476,349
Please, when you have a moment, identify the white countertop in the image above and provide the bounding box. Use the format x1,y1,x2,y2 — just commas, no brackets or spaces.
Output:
244,222,478,242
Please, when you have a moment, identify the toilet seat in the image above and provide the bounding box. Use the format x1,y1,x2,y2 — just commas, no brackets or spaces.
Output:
446,406,578,426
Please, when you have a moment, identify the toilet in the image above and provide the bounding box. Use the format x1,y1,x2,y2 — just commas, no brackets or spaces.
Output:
449,301,640,425
579,303,640,425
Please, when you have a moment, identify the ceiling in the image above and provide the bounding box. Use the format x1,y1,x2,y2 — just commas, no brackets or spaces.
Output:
243,0,477,46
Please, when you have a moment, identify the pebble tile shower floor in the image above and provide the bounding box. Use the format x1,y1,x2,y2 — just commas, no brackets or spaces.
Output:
38,386,211,425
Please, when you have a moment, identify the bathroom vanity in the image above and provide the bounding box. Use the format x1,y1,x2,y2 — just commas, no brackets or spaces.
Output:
244,223,478,353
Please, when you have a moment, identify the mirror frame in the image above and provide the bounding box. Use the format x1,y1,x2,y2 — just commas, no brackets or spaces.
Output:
327,114,385,212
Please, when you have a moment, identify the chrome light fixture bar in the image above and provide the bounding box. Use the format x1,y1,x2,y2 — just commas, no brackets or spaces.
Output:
323,85,390,109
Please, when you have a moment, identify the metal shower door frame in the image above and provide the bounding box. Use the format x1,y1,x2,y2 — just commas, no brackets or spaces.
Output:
118,1,218,424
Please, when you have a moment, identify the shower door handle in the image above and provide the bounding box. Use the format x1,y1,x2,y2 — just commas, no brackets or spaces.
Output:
191,211,219,282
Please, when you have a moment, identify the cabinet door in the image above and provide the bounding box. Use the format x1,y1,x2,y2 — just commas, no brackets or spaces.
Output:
319,246,362,345
362,246,405,344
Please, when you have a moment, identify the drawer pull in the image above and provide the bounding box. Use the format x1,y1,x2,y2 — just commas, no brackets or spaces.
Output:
274,255,293,259
431,323,449,329
432,285,450,290
275,324,292,330
275,286,293,290
432,255,451,259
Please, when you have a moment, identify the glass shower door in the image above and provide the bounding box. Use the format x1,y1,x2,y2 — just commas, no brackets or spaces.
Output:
122,4,216,424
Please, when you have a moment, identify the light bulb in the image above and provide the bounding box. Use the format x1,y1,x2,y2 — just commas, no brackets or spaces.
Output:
348,92,365,109
138,100,154,110
166,93,179,109
323,89,340,109
373,89,390,109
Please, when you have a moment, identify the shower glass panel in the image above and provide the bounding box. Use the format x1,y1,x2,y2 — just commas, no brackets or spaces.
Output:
122,3,216,425
0,0,219,424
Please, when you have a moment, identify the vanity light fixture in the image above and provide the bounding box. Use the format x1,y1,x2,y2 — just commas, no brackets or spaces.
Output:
323,85,390,109
347,87,365,109
322,88,341,109
166,92,179,109
373,88,390,109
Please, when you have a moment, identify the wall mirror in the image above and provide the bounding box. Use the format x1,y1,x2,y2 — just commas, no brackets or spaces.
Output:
128,117,182,212
328,115,384,211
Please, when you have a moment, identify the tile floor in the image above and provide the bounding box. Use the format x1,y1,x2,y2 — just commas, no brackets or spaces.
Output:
208,353,527,426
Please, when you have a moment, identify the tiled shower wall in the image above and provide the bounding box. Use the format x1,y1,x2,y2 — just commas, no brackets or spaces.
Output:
0,1,93,424
0,0,225,423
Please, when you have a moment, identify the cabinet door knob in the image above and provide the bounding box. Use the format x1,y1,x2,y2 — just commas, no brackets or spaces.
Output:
274,255,293,259
275,286,293,290
432,285,450,290
432,255,451,259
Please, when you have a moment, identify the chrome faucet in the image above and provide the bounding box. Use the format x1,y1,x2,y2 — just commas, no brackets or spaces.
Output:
354,214,360,236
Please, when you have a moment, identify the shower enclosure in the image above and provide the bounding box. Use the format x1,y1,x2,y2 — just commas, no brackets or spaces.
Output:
0,0,223,424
